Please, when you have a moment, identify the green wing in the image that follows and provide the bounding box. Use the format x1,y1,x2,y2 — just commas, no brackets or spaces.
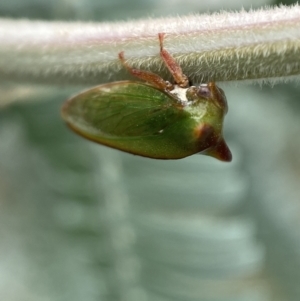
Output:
62,81,185,139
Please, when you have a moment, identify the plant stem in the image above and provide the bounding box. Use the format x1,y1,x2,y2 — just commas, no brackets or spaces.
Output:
0,4,300,86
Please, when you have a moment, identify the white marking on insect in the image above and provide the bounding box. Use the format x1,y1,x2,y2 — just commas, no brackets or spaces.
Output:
169,85,189,103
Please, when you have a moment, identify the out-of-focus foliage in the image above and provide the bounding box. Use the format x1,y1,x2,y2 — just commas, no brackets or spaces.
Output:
0,0,274,21
275,0,298,6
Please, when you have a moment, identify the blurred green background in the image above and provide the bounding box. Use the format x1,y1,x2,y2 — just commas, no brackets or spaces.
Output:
0,1,300,301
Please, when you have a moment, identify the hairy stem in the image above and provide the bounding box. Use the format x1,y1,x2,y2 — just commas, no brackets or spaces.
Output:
0,4,300,87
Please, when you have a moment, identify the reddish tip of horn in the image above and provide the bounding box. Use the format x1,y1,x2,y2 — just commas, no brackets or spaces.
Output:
202,138,232,162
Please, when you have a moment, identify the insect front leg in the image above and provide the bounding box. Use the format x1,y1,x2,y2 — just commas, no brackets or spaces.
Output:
118,51,173,91
158,33,189,88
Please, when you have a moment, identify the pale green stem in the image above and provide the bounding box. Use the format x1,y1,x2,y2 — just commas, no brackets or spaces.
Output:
0,4,299,88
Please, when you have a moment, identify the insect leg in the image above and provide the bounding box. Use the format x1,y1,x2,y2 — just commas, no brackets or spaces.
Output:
118,52,173,91
158,33,189,88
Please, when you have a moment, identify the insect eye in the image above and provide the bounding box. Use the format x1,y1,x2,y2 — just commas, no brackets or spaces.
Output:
197,85,212,99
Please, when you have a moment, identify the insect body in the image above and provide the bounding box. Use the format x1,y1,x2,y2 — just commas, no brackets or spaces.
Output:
62,33,232,161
